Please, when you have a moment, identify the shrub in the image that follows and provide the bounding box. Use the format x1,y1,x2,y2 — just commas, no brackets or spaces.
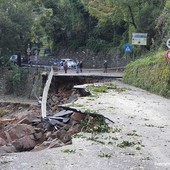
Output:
6,64,29,96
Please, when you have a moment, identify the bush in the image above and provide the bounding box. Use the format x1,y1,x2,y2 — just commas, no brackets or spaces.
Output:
6,63,29,96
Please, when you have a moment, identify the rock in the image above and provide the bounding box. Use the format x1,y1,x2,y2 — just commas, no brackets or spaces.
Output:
67,124,82,136
34,132,43,141
0,144,16,154
71,112,86,122
0,137,6,146
45,131,52,139
19,117,30,124
32,140,52,151
54,130,72,143
6,124,35,141
12,135,36,152
48,138,64,149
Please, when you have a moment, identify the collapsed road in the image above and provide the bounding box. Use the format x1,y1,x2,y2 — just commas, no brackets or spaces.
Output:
0,67,115,153
0,68,170,170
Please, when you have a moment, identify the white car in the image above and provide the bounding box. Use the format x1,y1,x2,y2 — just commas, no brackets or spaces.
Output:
9,55,23,63
61,58,76,68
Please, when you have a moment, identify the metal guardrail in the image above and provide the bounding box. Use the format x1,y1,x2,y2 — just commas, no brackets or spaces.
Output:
41,67,54,118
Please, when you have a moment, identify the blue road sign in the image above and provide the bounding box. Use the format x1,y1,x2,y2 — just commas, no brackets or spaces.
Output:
124,45,132,53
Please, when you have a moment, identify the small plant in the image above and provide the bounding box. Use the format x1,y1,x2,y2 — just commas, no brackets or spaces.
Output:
73,134,86,138
141,157,150,161
84,109,98,114
108,141,113,144
117,141,135,148
112,137,118,140
1,160,9,164
127,132,139,136
86,84,108,95
87,137,105,144
81,116,111,133
67,103,84,107
136,146,141,150
62,149,76,153
98,152,112,158
112,128,121,133
145,124,154,127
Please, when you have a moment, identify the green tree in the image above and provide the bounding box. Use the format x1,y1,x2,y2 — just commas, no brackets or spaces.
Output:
0,0,34,55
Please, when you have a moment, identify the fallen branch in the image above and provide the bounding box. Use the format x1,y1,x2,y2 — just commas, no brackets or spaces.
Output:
0,118,17,123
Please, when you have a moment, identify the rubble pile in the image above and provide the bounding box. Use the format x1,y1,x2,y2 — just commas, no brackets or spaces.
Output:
0,104,88,153
0,78,113,154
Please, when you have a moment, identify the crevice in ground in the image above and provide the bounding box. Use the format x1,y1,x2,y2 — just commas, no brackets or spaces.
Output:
0,77,115,154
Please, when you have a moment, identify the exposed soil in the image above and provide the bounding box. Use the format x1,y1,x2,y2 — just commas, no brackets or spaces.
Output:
0,79,170,170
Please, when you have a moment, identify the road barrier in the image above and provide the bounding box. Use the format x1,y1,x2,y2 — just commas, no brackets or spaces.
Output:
41,67,54,118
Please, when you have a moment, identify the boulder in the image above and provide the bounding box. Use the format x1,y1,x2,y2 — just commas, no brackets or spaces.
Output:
12,135,36,151
6,124,35,141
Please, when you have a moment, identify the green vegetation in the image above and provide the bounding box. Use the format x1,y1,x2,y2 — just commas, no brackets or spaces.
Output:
117,141,136,148
123,51,170,98
127,132,139,137
136,146,141,150
112,128,121,133
98,152,112,158
0,160,9,164
0,0,167,63
6,64,29,96
84,109,98,114
81,115,112,133
0,0,170,98
67,103,84,107
87,137,105,144
62,149,76,153
86,83,129,96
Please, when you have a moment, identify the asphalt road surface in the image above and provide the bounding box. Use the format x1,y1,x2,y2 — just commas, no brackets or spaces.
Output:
1,80,170,170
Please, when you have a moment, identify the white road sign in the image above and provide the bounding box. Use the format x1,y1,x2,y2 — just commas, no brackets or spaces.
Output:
132,33,147,45
166,39,170,49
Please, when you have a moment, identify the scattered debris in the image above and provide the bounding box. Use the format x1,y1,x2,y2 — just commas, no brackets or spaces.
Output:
0,105,112,153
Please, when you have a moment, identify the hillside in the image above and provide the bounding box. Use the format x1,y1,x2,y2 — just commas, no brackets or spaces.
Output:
123,51,170,98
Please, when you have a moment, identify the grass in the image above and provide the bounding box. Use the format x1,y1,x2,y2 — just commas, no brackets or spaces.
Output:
123,50,170,98
67,103,84,107
112,128,121,133
81,116,112,133
62,149,76,153
127,132,139,136
0,160,9,164
87,137,105,144
86,83,130,96
98,152,112,158
117,141,136,148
